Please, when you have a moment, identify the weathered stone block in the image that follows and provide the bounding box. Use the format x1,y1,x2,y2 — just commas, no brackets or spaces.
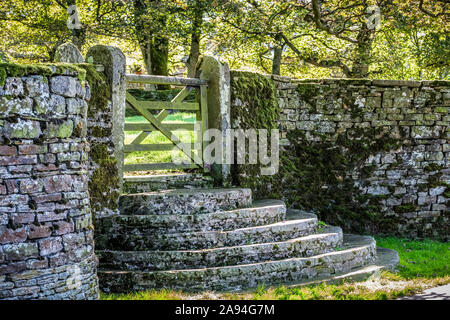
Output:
4,78,24,96
62,233,85,250
53,221,74,236
36,211,67,223
2,120,41,139
42,175,72,193
411,126,442,139
28,224,52,239
19,179,43,194
23,76,49,98
429,186,446,196
43,120,73,138
3,243,39,261
0,146,16,156
26,258,48,270
38,237,63,256
50,76,78,97
48,94,66,114
0,97,33,115
0,226,27,244
0,261,26,275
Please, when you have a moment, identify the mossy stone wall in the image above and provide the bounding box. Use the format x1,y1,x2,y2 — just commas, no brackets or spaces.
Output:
230,72,449,240
0,63,99,299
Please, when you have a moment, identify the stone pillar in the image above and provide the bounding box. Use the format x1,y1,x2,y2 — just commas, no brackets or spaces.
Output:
54,43,84,64
0,64,99,299
196,56,232,186
85,46,126,191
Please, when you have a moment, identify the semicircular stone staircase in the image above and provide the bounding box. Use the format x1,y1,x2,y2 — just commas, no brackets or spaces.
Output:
95,179,399,293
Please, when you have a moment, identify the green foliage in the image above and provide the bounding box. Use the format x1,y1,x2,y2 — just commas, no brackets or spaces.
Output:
296,84,322,104
424,163,444,172
0,67,6,87
393,204,419,214
0,1,448,80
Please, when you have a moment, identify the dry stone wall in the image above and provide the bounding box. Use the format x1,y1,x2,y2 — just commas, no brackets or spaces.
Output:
230,72,449,240
0,64,99,299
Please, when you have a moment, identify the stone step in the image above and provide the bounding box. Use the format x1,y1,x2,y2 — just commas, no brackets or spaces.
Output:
97,226,343,271
95,212,317,251
284,247,399,289
96,200,286,237
123,173,213,194
119,188,252,216
98,234,377,293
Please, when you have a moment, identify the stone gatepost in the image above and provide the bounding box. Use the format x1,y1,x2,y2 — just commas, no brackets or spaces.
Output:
196,56,232,186
85,46,126,193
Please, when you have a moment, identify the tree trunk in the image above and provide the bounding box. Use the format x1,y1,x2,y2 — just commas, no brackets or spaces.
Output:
151,35,169,76
187,2,203,78
187,34,201,78
139,41,152,75
351,24,374,78
272,45,283,75
71,27,86,50
133,0,169,80
271,34,284,75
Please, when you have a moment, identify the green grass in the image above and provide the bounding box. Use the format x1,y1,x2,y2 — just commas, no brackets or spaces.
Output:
124,112,198,171
101,237,450,300
375,237,450,278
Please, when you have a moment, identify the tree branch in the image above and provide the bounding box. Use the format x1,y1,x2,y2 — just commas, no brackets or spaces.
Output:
418,0,447,17
280,32,352,77
310,0,359,43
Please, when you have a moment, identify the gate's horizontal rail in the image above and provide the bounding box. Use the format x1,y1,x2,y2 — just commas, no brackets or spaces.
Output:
126,74,208,86
124,143,195,153
123,163,199,172
127,100,200,111
124,123,194,132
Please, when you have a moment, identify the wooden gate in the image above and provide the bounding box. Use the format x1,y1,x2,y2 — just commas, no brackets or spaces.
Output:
123,74,208,173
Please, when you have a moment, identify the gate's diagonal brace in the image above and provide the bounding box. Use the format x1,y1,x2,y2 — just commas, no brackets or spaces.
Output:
129,109,168,145
126,92,202,166
128,87,193,145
